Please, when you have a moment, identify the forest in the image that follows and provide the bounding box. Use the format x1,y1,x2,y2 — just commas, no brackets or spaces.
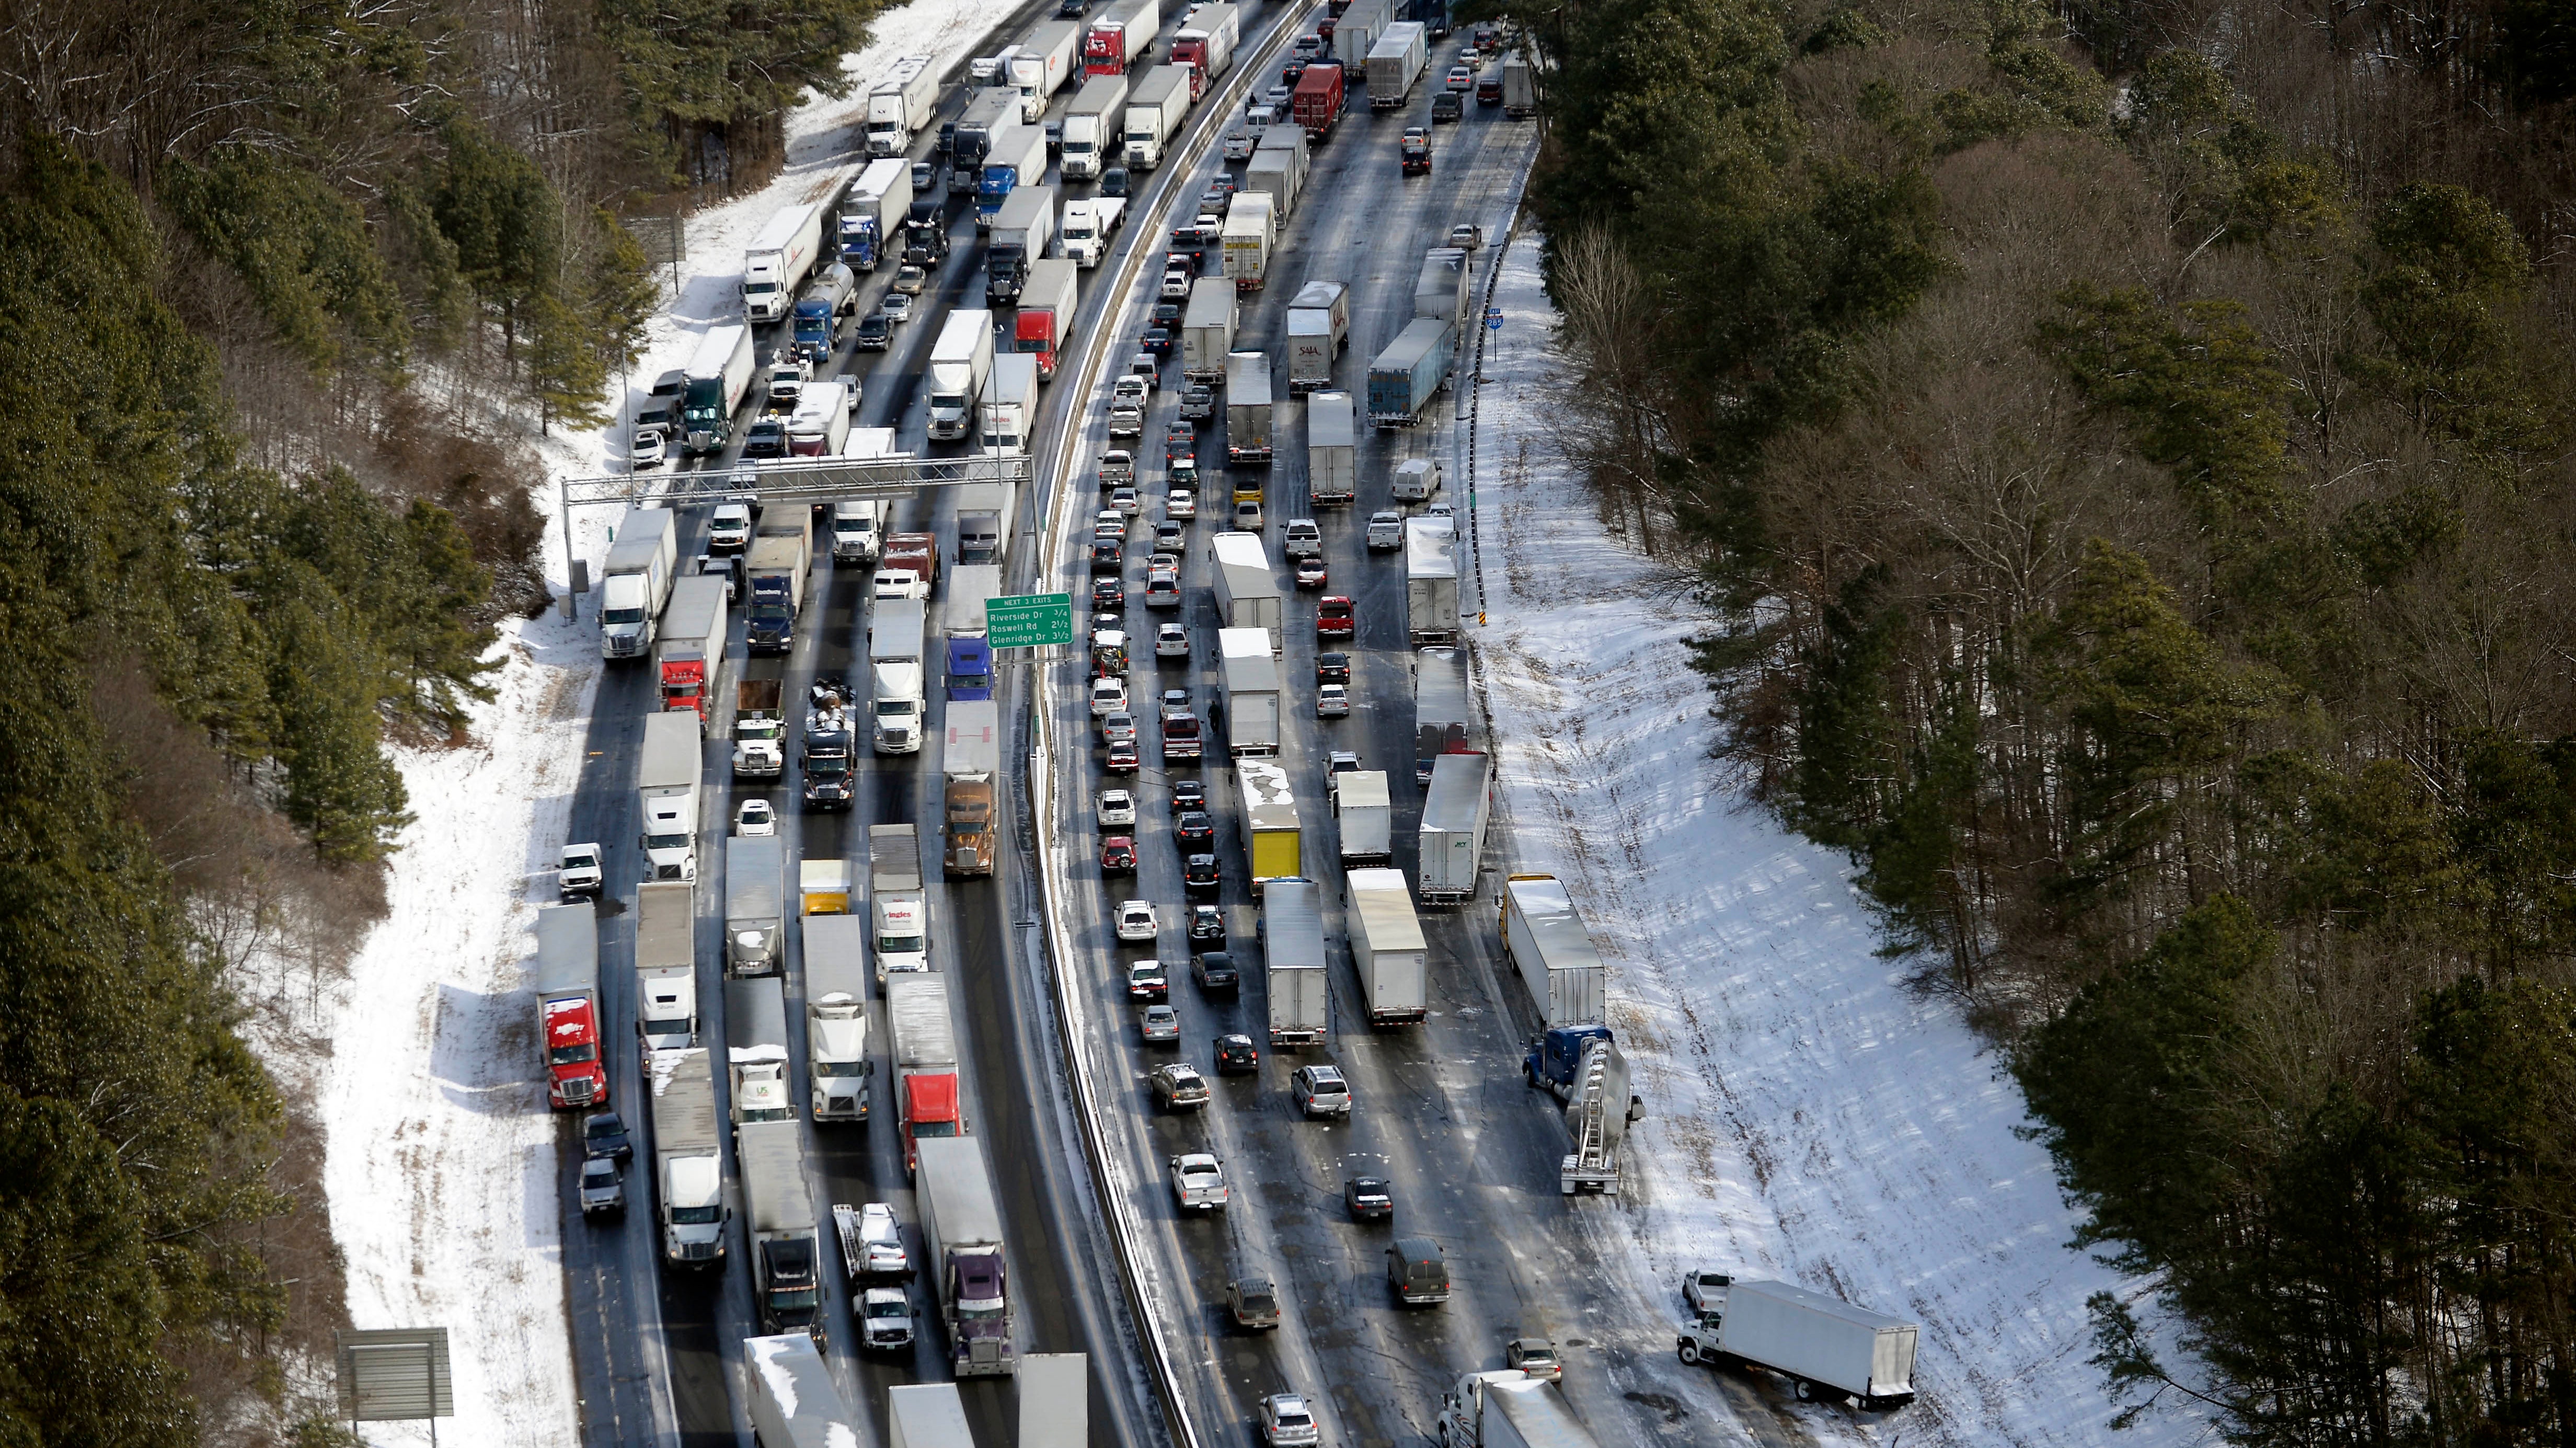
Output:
1526,0,2576,1440
0,0,875,1441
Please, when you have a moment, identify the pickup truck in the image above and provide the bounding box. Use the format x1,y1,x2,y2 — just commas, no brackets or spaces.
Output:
1169,1152,1229,1211
1401,126,1432,175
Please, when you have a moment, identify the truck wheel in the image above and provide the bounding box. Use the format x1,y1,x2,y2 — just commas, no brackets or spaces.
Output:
1793,1379,1818,1403
1677,1341,1699,1366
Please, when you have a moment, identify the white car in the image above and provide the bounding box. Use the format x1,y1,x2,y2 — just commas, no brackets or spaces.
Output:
709,502,754,553
1260,1393,1318,1447
1316,683,1349,718
1166,487,1197,519
854,1202,909,1274
1169,1152,1229,1211
1112,485,1141,516
873,568,928,601
630,429,667,469
1156,623,1191,659
1098,789,1137,828
1161,267,1195,300
1425,501,1456,520
1095,509,1131,541
1234,499,1264,531
1109,401,1145,438
880,292,913,323
1117,899,1158,941
734,798,778,836
1090,676,1129,717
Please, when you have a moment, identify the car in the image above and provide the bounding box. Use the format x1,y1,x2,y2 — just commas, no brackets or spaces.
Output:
1184,853,1221,893
1211,171,1239,196
735,797,779,836
1166,486,1197,519
708,501,754,553
1683,1268,1731,1316
845,1201,909,1274
1344,1175,1394,1221
1151,1061,1211,1110
1192,950,1240,994
1100,835,1137,874
1098,789,1137,827
1091,676,1129,717
1293,32,1325,58
1141,1004,1181,1043
1448,222,1485,251
880,292,914,323
1162,267,1194,300
1199,188,1231,217
1112,485,1142,515
1366,509,1405,548
1152,299,1184,329
629,428,667,469
1096,507,1131,541
1116,899,1159,941
1126,958,1169,1001
1234,499,1264,530
911,158,938,191
1144,573,1182,609
1317,655,1352,689
1158,688,1192,719
1292,1063,1353,1119
1431,89,1464,123
1129,354,1161,389
1317,683,1350,718
1283,517,1321,557
1425,500,1456,520
1174,810,1216,848
1505,1337,1563,1382
1294,556,1328,589
579,1156,626,1216
1106,738,1141,772
1317,596,1355,638
1223,129,1257,160
1325,750,1363,803
1059,0,1088,13
1260,1393,1319,1447
1401,125,1433,176
892,263,927,294
1477,73,1504,105
1099,448,1136,485
1143,326,1176,357
1100,165,1131,196
1156,623,1191,659
1213,1031,1259,1073
1101,711,1137,746
1386,1237,1451,1305
1092,577,1128,612
1170,1152,1230,1211
854,313,892,350
1171,778,1206,812
1180,384,1214,420
1229,1275,1282,1329
742,418,789,458
1446,64,1474,90
1165,419,1197,454
1152,518,1186,553
583,1110,633,1160
1187,904,1226,945
1109,401,1145,438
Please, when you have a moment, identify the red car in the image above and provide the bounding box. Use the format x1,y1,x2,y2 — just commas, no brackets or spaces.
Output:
1101,835,1137,874
1317,596,1355,638
1106,739,1142,773
1295,557,1328,589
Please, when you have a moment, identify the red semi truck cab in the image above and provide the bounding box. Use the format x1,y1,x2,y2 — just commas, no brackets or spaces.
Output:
660,651,711,720
900,1071,962,1173
544,993,608,1109
1292,64,1345,141
1016,308,1063,380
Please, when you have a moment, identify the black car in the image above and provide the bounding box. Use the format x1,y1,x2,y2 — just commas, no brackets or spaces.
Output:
1214,1032,1260,1074
583,1111,633,1161
1432,90,1463,123
1057,0,1087,14
1142,326,1175,356
1044,120,1064,154
742,418,789,457
1316,651,1350,684
1193,949,1239,991
1170,778,1206,812
1090,539,1125,573
937,120,956,155
1176,810,1216,847
1281,59,1307,88
1188,906,1227,946
1100,167,1131,198
1092,577,1128,612
912,159,937,193
1344,1176,1394,1221
1152,300,1184,329
1211,171,1239,196
855,313,892,351
1185,853,1221,893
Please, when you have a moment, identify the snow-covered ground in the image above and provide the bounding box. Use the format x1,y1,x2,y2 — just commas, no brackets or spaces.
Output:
286,5,999,1442
1465,231,2207,1447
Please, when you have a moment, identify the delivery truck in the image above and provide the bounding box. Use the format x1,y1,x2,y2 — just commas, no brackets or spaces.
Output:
1675,1277,1920,1409
654,573,727,723
1368,317,1453,427
886,973,962,1170
1419,752,1492,903
1367,20,1429,108
1007,21,1080,119
634,881,698,1050
1059,73,1130,179
742,200,824,323
1406,516,1460,642
916,1136,1016,1375
1236,757,1301,892
536,904,606,1109
601,505,678,659
927,308,995,441
1221,192,1275,290
978,353,1040,454
1500,874,1608,1026
1264,877,1329,1046
1123,64,1192,169
647,1047,724,1264
1217,627,1281,757
804,914,872,1121
740,1120,826,1342
1347,867,1428,1025
1170,2,1239,88
942,698,1001,877
1225,351,1274,461
1015,258,1079,380
1083,0,1160,76
637,709,700,882
1336,768,1391,865
840,157,913,269
865,55,940,157
745,1334,860,1447
1437,1371,1598,1448
724,834,787,975
681,321,756,456
1211,534,1283,651
1308,392,1357,503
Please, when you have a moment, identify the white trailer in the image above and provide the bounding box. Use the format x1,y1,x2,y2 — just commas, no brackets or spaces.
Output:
1018,1355,1089,1448
1347,867,1428,1025
742,201,824,323
1220,192,1275,291
1225,351,1274,461
1182,278,1239,383
1211,534,1282,652
745,1333,859,1448
1420,752,1492,904
1335,0,1392,68
601,505,678,658
635,880,697,1050
1416,245,1470,329
804,914,872,1121
1217,627,1281,757
1286,281,1350,394
1122,64,1193,170
680,323,757,456
979,353,1040,453
926,308,994,441
1059,73,1130,179
1438,1370,1598,1448
647,1047,724,1265
1367,21,1429,109
1406,516,1460,642
1263,877,1329,1047
1336,768,1391,865
786,380,853,457
1241,148,1298,220
1007,21,1080,119
636,709,700,882
841,157,913,270
1500,875,1609,1026
865,55,940,156
1308,392,1357,504
724,833,787,975
889,1382,978,1448
1676,1278,1920,1409
725,975,793,1125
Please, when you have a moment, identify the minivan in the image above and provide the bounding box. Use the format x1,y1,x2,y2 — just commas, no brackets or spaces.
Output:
1385,1237,1451,1305
1234,499,1264,531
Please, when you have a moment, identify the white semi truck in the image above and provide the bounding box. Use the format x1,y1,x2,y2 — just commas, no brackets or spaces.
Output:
1675,1278,1920,1409
865,55,940,157
871,596,928,754
804,914,872,1121
636,710,700,883
927,308,995,442
600,505,677,659
634,880,698,1050
647,1047,725,1265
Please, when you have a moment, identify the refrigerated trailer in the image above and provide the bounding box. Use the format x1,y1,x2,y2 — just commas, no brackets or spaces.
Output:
1264,877,1328,1047
1347,868,1428,1025
1419,752,1492,904
1500,875,1609,1027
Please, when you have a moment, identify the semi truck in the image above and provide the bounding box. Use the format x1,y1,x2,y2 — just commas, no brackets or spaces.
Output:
799,857,853,915
1083,0,1159,76
956,476,1019,567
1414,645,1477,783
1169,2,1240,88
1503,51,1536,117
1015,258,1079,379
927,308,995,442
634,881,698,1050
950,88,1020,194
977,122,1046,228
882,530,941,598
637,710,700,882
1059,73,1130,179
865,55,940,157
1290,59,1346,139
886,973,962,1171
1554,1029,1640,1193
1368,317,1453,426
601,505,678,660
1182,278,1239,384
1007,21,1080,119
916,1136,1016,1376
1406,516,1461,642
1348,867,1428,1025
1336,769,1392,865
1123,65,1192,169
987,184,1055,304
1212,536,1283,653
1308,392,1357,503
871,596,928,754
786,379,854,457
1501,875,1609,1026
745,1334,860,1447
1237,757,1302,892
803,690,855,810
946,564,1001,700
1217,628,1281,757
1221,193,1276,290
791,262,856,357
1416,245,1470,328
804,914,873,1121
647,1047,724,1265
1225,351,1275,461
726,975,794,1125
739,1120,826,1343
1420,752,1493,904
1675,1278,1920,1409
744,511,812,654
978,353,1040,454
870,823,930,976
535,904,606,1109
1336,0,1392,66
724,833,786,975
890,1383,977,1448
742,200,824,323
1243,147,1299,218
1437,1371,1597,1448
654,574,728,724
830,498,881,564
733,677,785,778
1367,20,1429,108
942,698,1001,877
841,157,913,269
1264,877,1329,1046
1059,196,1123,266
1287,282,1351,392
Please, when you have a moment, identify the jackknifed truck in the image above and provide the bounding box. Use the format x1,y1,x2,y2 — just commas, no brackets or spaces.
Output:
634,880,697,1051
1501,874,1609,1027
1348,868,1429,1025
804,914,872,1121
1675,1278,1920,1409
1264,877,1329,1047
916,1136,1016,1376
648,1047,724,1265
745,1333,859,1447
865,55,940,157
1419,752,1493,904
739,1119,825,1344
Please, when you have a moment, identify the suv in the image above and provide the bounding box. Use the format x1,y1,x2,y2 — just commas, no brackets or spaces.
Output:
1385,1237,1451,1304
1229,1275,1282,1328
1292,1063,1352,1119
1432,89,1463,123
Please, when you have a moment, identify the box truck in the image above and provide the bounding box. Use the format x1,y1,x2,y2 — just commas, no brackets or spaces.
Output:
1308,392,1357,504
1221,192,1275,290
1290,60,1346,139
916,1136,1016,1375
1236,757,1301,892
1182,278,1239,383
1500,875,1608,1026
600,506,678,659
927,308,995,441
1348,867,1429,1024
865,55,940,157
1419,752,1491,903
1217,627,1281,757
1287,282,1351,393
1406,517,1460,642
1225,351,1274,461
1264,878,1328,1046
1243,147,1299,218
1503,52,1536,118
1059,73,1130,179
1437,1371,1598,1448
1675,1278,1920,1409
647,1047,724,1263
805,914,872,1121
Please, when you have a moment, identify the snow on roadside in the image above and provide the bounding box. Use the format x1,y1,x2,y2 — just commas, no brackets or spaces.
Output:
1465,230,2207,1447
291,4,1002,1443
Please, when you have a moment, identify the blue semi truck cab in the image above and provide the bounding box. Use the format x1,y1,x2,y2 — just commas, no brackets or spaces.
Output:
1524,1025,1613,1098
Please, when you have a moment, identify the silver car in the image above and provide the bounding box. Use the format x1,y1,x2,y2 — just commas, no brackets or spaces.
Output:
1261,1393,1319,1447
578,1157,625,1217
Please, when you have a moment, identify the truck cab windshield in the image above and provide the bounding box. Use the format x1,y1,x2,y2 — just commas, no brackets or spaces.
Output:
603,605,644,625
549,1041,597,1065
880,933,924,955
912,1119,958,1139
876,700,914,717
670,1203,722,1225
808,757,850,778
646,831,690,853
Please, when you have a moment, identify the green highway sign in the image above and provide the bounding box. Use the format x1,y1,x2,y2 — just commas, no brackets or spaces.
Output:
986,592,1073,649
